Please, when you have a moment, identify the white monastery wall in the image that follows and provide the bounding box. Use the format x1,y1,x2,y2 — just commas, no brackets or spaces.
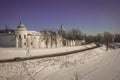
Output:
0,22,86,48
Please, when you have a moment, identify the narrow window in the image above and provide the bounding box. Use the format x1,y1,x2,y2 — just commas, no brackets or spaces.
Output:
19,35,21,39
24,35,26,39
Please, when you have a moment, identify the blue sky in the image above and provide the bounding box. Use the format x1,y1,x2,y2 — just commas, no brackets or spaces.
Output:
0,0,120,35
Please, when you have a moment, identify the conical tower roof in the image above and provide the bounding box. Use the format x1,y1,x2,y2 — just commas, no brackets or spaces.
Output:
18,21,26,28
16,21,27,31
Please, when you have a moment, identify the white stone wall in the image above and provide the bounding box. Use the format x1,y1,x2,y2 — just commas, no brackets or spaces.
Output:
15,30,28,48
0,24,85,48
32,36,40,48
0,32,85,48
39,36,46,48
26,35,46,48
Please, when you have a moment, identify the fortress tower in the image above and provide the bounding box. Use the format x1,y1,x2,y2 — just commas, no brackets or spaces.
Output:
15,21,28,48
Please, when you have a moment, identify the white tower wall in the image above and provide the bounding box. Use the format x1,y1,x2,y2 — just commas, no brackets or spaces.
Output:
15,22,28,48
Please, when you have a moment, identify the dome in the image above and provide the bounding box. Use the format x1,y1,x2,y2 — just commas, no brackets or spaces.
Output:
16,21,27,31
18,21,25,28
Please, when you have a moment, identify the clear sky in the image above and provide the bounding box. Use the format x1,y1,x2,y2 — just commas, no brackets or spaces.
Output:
0,0,120,35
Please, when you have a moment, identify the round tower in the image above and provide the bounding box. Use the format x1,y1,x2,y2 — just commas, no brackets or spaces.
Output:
15,21,28,48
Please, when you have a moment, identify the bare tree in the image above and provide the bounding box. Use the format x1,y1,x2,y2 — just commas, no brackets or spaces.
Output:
85,35,94,44
114,33,120,42
49,29,57,48
40,29,50,48
94,33,102,43
65,28,83,46
68,28,82,40
103,32,113,50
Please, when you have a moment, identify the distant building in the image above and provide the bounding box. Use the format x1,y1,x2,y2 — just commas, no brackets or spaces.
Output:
0,22,85,48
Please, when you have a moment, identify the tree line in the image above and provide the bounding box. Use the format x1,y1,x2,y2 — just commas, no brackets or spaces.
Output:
40,27,84,48
85,32,120,44
40,27,120,48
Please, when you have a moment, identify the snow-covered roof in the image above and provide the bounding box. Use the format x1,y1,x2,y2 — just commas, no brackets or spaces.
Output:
28,31,42,36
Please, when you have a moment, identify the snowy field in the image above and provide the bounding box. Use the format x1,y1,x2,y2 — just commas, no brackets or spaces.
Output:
0,43,96,60
0,46,120,80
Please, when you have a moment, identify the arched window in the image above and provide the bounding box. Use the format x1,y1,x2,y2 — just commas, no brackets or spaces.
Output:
24,42,26,46
19,35,21,39
24,35,26,39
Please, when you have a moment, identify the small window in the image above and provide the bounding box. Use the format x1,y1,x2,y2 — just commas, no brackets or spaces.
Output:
19,35,21,39
31,42,33,45
24,35,26,39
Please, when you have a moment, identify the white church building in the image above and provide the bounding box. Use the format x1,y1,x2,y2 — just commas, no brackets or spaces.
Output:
0,22,85,48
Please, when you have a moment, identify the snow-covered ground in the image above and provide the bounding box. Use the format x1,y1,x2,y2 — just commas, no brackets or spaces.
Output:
0,43,96,60
0,46,120,80
45,48,120,80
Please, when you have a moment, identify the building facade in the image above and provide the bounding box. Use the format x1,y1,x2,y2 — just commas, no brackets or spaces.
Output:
0,22,85,48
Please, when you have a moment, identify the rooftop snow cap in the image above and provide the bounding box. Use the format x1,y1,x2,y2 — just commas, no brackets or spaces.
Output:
17,21,27,31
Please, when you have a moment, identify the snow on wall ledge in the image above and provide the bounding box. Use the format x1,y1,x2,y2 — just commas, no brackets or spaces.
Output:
0,43,96,60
